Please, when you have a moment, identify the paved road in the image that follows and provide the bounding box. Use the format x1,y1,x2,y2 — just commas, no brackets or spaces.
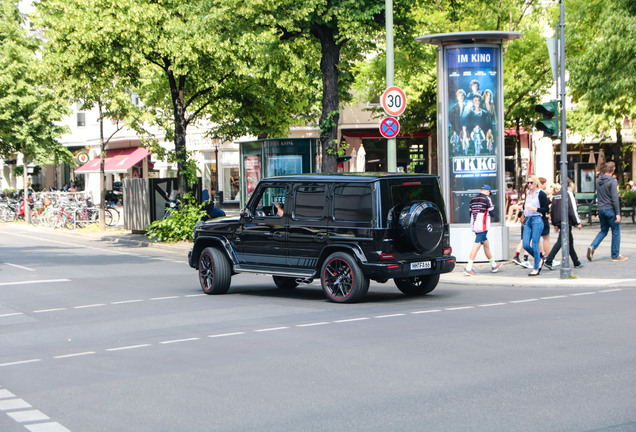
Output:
1,224,635,431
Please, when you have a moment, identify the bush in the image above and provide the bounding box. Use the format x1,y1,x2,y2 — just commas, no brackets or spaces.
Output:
145,193,206,242
621,190,636,206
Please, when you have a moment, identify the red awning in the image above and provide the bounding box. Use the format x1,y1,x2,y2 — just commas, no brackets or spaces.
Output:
75,147,149,173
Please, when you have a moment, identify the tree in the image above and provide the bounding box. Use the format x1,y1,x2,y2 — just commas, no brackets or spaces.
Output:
566,0,636,183
220,0,389,172
0,0,71,220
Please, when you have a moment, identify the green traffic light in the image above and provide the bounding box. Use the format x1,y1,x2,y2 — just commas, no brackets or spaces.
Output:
535,100,559,139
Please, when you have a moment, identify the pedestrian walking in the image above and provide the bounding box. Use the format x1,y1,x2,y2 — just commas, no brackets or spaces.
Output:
587,161,628,262
544,183,584,270
464,185,502,276
522,175,550,276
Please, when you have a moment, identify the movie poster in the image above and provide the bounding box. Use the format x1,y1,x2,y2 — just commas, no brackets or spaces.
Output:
446,46,501,223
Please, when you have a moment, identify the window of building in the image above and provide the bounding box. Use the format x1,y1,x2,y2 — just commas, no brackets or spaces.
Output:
76,112,86,127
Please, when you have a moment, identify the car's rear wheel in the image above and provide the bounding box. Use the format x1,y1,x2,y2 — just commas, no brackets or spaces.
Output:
198,247,231,294
394,274,440,296
273,276,298,289
320,252,369,303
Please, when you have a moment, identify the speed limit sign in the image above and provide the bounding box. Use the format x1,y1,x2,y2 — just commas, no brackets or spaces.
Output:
381,86,407,117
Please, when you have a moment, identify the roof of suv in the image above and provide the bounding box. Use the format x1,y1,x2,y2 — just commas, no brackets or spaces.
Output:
264,173,438,182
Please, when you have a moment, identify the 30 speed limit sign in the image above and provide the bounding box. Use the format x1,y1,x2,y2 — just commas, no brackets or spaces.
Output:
381,86,407,117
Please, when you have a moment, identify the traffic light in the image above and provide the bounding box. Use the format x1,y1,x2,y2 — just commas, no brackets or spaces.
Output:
535,100,560,139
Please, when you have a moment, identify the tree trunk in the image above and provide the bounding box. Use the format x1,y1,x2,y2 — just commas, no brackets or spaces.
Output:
616,125,624,184
167,69,189,197
315,24,340,173
22,148,30,225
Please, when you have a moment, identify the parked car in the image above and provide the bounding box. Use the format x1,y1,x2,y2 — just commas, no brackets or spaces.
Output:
188,173,455,303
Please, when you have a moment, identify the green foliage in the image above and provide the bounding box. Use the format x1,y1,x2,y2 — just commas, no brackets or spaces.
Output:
145,194,206,242
620,190,636,206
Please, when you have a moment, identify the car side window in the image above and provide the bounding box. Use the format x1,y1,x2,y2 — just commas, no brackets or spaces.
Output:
254,186,286,217
293,185,326,219
333,185,373,222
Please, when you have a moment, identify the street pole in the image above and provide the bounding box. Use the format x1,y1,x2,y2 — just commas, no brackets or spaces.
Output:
559,0,571,278
385,0,396,172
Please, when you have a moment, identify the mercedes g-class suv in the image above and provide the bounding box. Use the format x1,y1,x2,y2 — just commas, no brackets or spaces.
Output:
188,173,455,303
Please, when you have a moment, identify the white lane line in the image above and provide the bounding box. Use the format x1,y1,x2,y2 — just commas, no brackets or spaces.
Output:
510,299,539,304
159,337,200,344
105,344,151,352
73,304,106,309
599,288,622,293
0,312,24,318
540,295,567,300
0,398,32,410
478,303,506,307
0,359,41,367
255,327,289,332
185,294,206,297
411,309,441,314
151,296,179,301
0,279,70,287
4,262,35,272
0,389,15,398
208,332,245,338
296,322,330,327
571,292,596,296
333,317,370,323
53,352,96,359
7,409,50,422
375,313,405,319
25,421,71,431
445,306,475,311
111,299,143,304
33,308,67,313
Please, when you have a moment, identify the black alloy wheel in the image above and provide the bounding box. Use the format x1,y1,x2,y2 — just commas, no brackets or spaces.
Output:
198,247,231,295
320,252,369,303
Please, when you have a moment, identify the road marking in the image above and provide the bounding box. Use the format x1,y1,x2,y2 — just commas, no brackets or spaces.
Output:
0,279,70,287
185,294,206,297
599,288,622,293
7,409,50,422
53,352,95,359
296,322,330,327
25,421,71,431
478,303,506,307
73,304,106,309
510,299,539,304
33,308,67,313
0,389,15,398
0,359,41,367
411,309,441,314
334,317,370,323
151,296,179,301
159,337,200,344
4,262,35,272
0,312,24,318
106,344,151,352
0,398,32,410
111,299,143,304
540,295,567,300
255,327,289,332
375,313,405,318
571,292,596,296
208,332,245,338
445,306,474,311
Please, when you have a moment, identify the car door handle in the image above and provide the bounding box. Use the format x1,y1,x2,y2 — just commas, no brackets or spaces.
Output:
273,232,284,240
313,233,327,242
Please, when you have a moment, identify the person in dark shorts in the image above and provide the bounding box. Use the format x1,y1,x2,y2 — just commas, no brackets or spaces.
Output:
464,185,502,276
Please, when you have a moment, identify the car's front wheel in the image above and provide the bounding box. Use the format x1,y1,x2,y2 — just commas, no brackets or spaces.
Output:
320,252,369,303
394,274,440,296
198,247,231,295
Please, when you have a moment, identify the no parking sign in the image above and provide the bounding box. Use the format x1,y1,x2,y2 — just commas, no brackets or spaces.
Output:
379,117,400,139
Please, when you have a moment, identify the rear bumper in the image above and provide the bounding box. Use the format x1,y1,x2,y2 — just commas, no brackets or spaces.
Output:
360,256,456,280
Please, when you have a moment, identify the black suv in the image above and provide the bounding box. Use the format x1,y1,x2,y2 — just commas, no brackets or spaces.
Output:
188,173,455,303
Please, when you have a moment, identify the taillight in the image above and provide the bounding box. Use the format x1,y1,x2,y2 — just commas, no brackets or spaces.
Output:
443,247,452,255
379,253,395,260
402,182,421,185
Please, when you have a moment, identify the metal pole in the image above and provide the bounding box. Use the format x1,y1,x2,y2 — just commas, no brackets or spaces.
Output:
559,0,571,278
385,0,396,172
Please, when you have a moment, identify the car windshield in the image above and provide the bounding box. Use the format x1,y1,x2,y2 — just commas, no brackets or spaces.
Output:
389,180,447,224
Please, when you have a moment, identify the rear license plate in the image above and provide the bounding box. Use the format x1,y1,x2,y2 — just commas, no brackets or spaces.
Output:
410,261,431,270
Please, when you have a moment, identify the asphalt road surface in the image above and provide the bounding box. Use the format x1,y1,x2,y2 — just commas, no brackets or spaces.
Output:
1,225,635,432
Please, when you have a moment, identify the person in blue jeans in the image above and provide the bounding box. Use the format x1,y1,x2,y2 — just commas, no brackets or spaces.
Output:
587,162,628,262
522,175,550,276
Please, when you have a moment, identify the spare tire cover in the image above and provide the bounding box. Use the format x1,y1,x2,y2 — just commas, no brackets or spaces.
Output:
397,201,444,253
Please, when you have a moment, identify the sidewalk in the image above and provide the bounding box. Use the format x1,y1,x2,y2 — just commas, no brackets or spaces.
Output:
443,222,636,288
